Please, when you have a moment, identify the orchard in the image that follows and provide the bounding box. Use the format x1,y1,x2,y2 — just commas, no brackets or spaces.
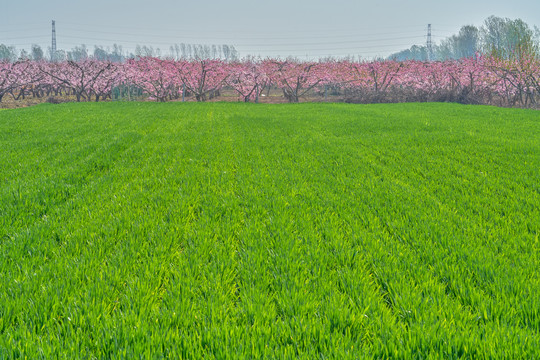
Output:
1,54,540,107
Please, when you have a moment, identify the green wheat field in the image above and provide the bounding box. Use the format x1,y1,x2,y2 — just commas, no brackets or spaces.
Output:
1,102,539,358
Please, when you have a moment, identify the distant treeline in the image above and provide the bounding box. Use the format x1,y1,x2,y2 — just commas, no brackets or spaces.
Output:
0,42,239,63
389,15,540,61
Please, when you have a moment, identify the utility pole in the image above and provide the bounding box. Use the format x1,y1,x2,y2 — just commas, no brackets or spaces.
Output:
426,24,433,62
51,20,57,62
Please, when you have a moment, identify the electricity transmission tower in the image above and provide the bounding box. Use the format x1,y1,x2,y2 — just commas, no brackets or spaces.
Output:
426,24,433,62
51,20,57,62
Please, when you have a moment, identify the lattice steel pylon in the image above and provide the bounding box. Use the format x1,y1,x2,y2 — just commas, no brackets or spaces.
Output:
427,24,433,62
51,20,57,62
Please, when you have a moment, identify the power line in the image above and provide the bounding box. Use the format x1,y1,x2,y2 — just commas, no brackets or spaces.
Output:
0,35,49,41
240,42,425,52
57,26,427,42
1,32,426,45
53,33,425,48
58,20,427,36
0,27,49,34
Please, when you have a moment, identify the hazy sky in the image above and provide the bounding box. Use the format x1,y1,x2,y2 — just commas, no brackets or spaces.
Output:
2,0,540,59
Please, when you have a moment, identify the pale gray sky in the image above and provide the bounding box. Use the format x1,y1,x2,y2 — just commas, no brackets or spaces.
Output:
2,0,540,59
